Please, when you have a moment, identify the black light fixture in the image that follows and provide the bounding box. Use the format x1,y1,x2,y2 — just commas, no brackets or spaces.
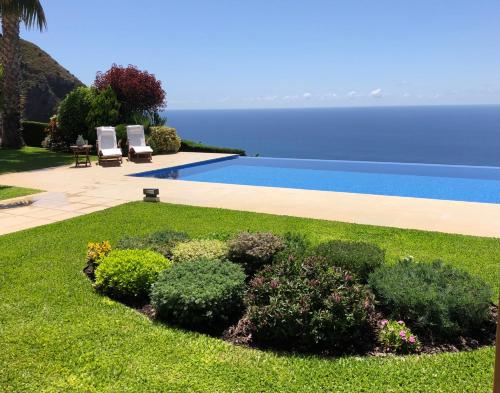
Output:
143,188,160,202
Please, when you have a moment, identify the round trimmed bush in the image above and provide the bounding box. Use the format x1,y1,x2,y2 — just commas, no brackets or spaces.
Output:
171,239,228,263
117,230,189,258
151,259,246,330
245,255,373,351
94,249,172,299
368,259,493,339
228,232,284,276
312,240,384,282
148,126,181,154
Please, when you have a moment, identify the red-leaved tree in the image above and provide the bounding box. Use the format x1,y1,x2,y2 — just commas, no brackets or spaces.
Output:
94,64,166,118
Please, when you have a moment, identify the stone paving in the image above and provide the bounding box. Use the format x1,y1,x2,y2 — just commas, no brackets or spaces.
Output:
1,152,499,237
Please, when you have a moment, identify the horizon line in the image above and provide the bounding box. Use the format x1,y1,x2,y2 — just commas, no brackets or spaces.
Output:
166,103,500,112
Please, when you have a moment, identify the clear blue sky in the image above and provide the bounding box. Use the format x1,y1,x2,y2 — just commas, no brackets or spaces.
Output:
21,0,500,109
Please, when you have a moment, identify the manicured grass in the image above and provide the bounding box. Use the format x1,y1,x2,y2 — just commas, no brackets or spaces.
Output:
0,146,75,174
0,202,497,392
0,185,40,201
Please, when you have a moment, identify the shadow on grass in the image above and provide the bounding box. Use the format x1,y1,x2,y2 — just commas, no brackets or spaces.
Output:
0,147,75,175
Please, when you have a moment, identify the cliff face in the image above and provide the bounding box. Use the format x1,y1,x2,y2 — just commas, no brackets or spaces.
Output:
0,37,84,122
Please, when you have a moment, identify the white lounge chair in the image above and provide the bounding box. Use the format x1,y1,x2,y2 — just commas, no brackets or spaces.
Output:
96,126,123,165
126,125,153,161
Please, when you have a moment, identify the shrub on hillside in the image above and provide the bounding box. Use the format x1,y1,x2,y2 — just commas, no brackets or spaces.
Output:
368,259,493,339
378,319,420,354
116,230,189,259
171,239,228,263
245,255,373,351
228,232,284,276
151,259,246,330
94,249,172,299
147,126,181,154
312,240,384,282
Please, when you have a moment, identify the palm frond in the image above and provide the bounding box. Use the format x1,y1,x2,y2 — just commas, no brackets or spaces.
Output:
0,0,46,31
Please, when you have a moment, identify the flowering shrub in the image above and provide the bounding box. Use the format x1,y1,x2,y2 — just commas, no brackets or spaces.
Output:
147,126,181,154
172,239,228,263
151,259,246,331
312,240,385,283
94,64,166,116
87,240,112,264
245,255,374,351
369,259,493,339
378,320,420,353
94,250,172,299
227,232,284,276
84,240,112,280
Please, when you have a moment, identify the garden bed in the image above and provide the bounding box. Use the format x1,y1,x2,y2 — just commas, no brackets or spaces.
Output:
84,227,497,358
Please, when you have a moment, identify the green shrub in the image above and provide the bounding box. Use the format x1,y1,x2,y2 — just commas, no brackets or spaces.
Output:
151,259,246,330
180,139,246,156
22,121,48,147
245,255,373,351
114,124,128,154
57,86,93,146
228,232,284,276
378,320,420,354
94,249,172,299
171,239,228,263
368,259,493,339
274,232,311,262
312,240,384,282
86,86,121,139
116,230,189,258
148,126,181,154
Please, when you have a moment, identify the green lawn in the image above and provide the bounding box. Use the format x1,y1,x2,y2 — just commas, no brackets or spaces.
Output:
0,202,498,392
0,185,40,201
0,146,75,175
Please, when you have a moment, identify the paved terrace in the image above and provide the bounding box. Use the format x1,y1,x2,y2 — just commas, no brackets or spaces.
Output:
0,152,499,237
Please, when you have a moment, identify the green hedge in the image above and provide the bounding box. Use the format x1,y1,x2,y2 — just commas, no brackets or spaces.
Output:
180,139,246,156
22,121,49,147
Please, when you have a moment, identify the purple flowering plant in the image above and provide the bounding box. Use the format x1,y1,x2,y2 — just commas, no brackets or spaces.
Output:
378,319,420,354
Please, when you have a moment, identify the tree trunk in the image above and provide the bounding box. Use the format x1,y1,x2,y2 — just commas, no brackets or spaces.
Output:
1,14,24,149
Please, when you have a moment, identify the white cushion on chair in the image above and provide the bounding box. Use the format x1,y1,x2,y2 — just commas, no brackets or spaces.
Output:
130,145,153,154
100,148,122,157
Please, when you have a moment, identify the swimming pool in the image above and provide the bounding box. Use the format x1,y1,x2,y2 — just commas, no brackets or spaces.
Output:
131,156,500,204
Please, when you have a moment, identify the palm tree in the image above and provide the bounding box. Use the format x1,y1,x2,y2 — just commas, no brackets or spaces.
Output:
0,0,46,148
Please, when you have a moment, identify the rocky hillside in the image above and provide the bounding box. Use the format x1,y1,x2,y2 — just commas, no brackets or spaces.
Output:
0,36,83,122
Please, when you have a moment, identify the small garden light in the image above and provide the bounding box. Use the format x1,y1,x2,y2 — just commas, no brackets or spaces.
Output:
143,188,159,202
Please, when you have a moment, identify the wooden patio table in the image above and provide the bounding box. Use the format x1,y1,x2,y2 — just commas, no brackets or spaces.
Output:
70,144,92,167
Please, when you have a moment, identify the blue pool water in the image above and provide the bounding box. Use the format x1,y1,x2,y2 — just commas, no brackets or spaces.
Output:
132,156,500,204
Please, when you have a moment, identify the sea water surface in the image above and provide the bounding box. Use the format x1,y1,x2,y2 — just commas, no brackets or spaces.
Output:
165,105,500,166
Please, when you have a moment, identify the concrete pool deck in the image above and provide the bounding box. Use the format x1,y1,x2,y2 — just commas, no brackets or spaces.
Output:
1,152,499,237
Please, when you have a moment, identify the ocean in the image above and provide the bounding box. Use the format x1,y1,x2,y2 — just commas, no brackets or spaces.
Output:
165,105,500,167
